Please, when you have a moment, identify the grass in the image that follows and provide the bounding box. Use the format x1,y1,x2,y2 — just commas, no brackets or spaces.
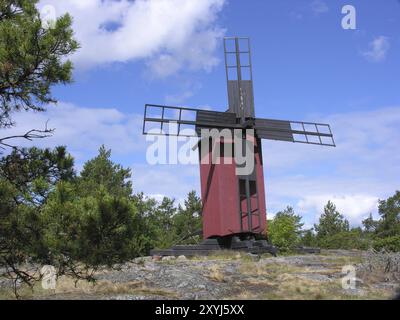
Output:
225,254,394,300
228,270,392,300
207,265,225,282
239,260,304,277
192,250,269,262
0,276,177,300
194,250,242,261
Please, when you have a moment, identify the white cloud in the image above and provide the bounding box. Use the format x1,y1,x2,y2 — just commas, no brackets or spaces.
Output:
362,36,390,62
298,194,379,225
37,0,226,77
132,163,199,203
164,81,202,105
310,0,329,15
165,90,195,105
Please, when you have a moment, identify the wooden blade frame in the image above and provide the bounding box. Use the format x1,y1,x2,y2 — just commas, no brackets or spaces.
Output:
143,104,240,137
224,37,255,121
255,118,336,147
143,105,336,147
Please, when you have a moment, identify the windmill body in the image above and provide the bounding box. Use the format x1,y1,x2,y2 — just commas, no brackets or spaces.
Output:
199,132,267,239
143,37,335,255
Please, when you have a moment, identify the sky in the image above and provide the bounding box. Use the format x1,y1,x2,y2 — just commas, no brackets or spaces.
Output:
4,0,400,229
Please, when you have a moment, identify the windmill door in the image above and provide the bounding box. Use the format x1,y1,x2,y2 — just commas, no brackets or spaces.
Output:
238,178,262,233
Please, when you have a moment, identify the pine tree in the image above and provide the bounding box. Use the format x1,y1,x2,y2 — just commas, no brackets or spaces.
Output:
79,145,133,197
376,191,400,237
362,213,379,234
0,146,76,295
314,201,349,239
173,191,203,245
0,0,79,149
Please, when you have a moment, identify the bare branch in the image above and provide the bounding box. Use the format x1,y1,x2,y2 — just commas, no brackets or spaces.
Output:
0,124,55,151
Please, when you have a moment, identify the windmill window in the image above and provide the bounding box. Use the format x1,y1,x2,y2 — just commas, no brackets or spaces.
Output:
239,179,257,197
249,180,257,196
239,179,246,197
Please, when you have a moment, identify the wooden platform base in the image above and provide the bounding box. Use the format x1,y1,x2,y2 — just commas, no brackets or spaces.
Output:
150,237,278,257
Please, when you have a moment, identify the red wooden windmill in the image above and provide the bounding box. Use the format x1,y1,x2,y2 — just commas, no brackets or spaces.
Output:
143,37,335,255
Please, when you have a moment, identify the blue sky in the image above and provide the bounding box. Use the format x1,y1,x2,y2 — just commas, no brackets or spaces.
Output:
6,0,400,228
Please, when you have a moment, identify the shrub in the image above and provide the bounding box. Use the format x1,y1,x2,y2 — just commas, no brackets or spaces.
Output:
373,236,400,252
269,207,303,252
318,230,370,250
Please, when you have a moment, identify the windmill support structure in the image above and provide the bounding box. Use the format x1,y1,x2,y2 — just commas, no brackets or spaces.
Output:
143,37,335,257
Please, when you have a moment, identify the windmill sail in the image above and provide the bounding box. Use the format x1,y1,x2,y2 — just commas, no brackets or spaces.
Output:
254,119,294,142
255,118,336,147
143,104,239,137
224,37,255,120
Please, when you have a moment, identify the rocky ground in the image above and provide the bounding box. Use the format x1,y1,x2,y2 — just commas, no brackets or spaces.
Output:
0,249,399,300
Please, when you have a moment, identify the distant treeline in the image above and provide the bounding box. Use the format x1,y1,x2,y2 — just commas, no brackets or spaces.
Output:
268,193,400,253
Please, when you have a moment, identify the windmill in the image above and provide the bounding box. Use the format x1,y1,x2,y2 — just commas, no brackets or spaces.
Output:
143,37,335,256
